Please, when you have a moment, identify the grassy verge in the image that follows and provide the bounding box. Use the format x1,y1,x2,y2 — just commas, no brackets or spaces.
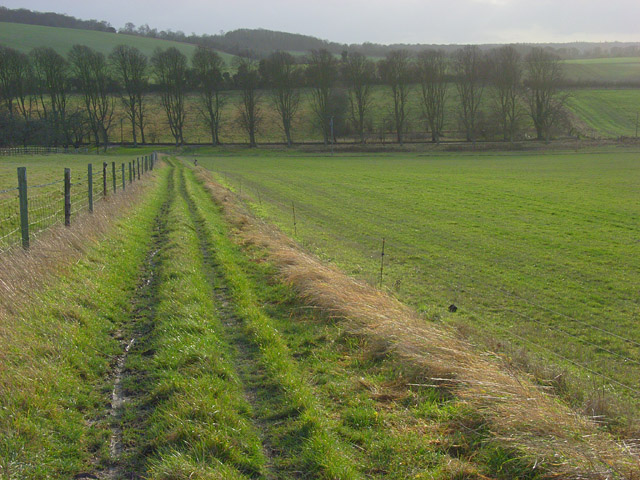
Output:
0,164,168,478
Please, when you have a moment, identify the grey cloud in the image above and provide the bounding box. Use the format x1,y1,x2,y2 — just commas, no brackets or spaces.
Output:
2,0,638,44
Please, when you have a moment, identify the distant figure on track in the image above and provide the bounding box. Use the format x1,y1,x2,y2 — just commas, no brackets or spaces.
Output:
194,158,198,166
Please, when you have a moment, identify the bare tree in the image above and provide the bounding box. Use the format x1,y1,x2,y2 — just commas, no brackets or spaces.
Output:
30,47,69,146
192,46,226,146
262,51,300,147
524,48,567,141
0,47,34,119
307,49,338,145
379,50,412,144
151,47,187,146
454,45,487,143
0,47,36,145
417,49,448,143
110,45,148,145
490,45,524,142
69,45,115,150
234,57,262,148
343,51,375,144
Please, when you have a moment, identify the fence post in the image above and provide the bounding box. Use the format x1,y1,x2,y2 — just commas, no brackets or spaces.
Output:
112,162,116,193
150,152,154,171
129,161,133,184
137,158,141,180
64,168,71,227
379,238,385,288
103,162,107,198
121,163,125,191
17,167,29,249
88,163,93,213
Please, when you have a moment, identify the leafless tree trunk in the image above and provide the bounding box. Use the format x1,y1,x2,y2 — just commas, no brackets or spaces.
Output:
69,45,114,150
490,45,524,142
31,47,69,146
417,49,448,143
379,50,412,144
342,52,375,144
0,47,35,145
263,51,300,147
152,47,187,146
454,45,487,143
307,49,338,145
235,57,262,148
524,48,568,141
192,46,226,146
110,45,148,146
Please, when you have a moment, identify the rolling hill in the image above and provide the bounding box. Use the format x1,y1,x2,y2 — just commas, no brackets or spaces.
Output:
0,22,237,65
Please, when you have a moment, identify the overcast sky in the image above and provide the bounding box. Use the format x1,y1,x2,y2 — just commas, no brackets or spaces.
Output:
2,0,639,44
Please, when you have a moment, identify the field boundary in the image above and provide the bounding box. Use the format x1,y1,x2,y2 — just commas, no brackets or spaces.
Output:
0,152,157,252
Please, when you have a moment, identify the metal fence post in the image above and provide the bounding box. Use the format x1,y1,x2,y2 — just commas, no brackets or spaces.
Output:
112,162,116,193
88,163,93,213
64,168,71,227
103,162,107,198
17,167,29,249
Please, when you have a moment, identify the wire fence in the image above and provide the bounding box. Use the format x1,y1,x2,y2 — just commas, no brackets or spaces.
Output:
0,146,90,156
216,167,640,404
0,153,157,253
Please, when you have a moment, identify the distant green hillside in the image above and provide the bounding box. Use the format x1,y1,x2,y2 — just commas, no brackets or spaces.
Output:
563,57,640,83
566,89,640,138
0,22,236,65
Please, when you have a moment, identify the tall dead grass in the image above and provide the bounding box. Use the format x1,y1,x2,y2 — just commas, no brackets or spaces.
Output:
193,166,639,479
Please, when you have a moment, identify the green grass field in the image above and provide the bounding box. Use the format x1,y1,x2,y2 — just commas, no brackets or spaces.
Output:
563,57,640,83
0,22,236,65
566,89,640,138
196,149,640,408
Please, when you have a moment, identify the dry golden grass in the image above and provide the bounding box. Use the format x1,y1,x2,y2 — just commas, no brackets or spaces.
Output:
193,165,640,479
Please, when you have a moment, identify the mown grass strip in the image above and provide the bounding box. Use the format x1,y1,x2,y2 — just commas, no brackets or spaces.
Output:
123,161,266,479
180,162,363,480
0,166,170,479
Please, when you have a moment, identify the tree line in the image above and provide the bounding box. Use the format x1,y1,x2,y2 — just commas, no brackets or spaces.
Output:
0,43,569,148
0,7,116,33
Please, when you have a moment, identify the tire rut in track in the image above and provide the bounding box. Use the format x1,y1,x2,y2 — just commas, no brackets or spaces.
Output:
177,168,305,480
94,165,175,480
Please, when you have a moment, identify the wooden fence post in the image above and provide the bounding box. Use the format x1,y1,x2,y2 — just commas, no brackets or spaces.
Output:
17,167,29,249
150,152,154,170
103,162,107,197
129,162,133,183
137,158,141,180
88,163,93,213
112,162,116,193
122,163,125,190
64,168,71,227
